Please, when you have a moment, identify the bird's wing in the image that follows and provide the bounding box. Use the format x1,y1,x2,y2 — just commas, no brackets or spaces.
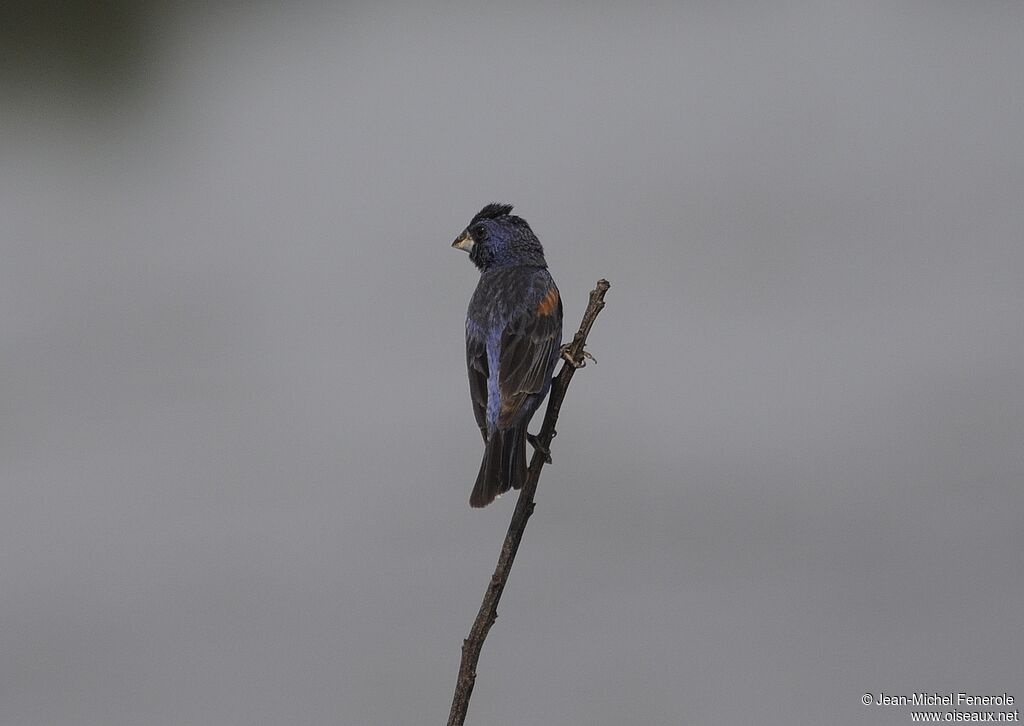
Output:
497,283,562,429
466,328,489,441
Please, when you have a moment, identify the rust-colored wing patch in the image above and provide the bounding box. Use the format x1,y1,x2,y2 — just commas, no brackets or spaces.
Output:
536,287,560,317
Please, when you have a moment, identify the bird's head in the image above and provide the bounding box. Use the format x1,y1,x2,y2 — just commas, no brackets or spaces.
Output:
452,203,547,271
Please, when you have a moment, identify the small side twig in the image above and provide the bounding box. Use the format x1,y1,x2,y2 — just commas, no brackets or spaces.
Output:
447,279,611,726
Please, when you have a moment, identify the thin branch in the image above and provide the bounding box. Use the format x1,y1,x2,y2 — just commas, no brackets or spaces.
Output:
447,279,611,726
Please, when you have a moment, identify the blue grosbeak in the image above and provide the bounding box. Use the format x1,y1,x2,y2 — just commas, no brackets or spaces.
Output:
453,204,563,507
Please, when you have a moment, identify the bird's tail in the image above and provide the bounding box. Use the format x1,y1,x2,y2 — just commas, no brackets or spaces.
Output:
470,426,527,508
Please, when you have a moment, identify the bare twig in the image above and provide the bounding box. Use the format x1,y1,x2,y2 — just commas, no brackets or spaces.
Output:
447,279,611,726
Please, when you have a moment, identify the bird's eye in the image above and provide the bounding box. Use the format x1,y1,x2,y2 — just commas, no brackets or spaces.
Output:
472,224,487,239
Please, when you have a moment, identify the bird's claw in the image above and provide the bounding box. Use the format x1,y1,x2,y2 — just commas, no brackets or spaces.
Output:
560,344,596,369
527,433,552,464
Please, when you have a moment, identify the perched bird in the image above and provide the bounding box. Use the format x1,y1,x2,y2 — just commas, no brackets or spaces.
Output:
452,204,563,507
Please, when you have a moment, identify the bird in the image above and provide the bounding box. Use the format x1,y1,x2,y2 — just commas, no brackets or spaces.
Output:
452,203,563,507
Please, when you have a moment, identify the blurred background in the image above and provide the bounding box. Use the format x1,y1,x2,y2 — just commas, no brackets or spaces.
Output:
2,2,1022,724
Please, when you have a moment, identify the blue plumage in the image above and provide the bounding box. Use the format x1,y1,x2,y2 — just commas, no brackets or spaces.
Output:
453,204,562,507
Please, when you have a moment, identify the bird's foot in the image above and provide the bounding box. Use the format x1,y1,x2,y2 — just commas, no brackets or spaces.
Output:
527,433,553,464
560,344,596,369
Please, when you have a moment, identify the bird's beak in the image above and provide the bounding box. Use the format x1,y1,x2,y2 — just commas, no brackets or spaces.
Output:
452,230,474,252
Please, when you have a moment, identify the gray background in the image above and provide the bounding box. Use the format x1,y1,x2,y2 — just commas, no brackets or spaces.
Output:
2,2,1022,724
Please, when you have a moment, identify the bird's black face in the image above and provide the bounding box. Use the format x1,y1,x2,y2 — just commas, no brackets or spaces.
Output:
452,219,500,268
451,220,488,256
451,203,547,271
